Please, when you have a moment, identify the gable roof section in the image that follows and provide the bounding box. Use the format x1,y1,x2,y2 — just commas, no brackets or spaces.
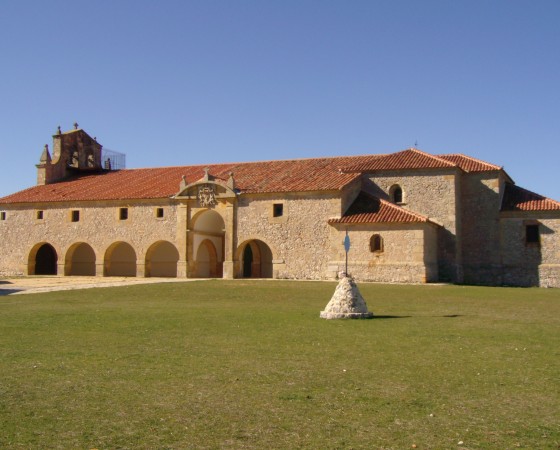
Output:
328,191,435,224
0,157,368,204
341,148,457,173
501,183,560,211
0,148,520,205
437,154,501,172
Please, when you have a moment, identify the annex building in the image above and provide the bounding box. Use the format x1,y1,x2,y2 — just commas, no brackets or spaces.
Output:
1,125,559,287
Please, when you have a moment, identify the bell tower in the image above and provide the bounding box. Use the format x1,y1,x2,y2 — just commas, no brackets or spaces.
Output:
36,123,103,185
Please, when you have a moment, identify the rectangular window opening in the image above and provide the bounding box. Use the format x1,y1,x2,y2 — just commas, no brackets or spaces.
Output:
0,211,6,221
273,203,284,218
71,210,80,222
36,210,44,220
156,207,164,218
119,207,128,220
525,224,540,245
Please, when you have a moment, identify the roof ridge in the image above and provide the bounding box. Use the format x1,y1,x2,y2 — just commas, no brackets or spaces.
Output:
407,148,457,167
119,152,391,172
376,196,432,221
439,153,501,170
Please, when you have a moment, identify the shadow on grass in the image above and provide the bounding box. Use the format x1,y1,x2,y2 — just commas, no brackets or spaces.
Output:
373,315,463,319
0,288,23,296
374,315,412,319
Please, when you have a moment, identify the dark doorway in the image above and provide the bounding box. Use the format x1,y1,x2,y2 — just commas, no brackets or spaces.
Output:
35,244,58,275
243,244,253,277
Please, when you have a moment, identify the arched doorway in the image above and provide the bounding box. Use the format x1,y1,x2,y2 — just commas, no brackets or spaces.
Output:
104,242,137,277
145,241,179,277
195,239,220,278
29,243,58,275
238,240,273,278
191,210,225,278
65,242,96,276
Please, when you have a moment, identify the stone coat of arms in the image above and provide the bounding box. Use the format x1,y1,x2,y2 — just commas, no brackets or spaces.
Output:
198,185,217,207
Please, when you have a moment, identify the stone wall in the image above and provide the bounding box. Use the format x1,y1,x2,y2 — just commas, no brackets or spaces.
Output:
500,213,560,287
327,223,439,283
0,200,178,276
367,168,461,281
236,191,342,279
460,172,503,285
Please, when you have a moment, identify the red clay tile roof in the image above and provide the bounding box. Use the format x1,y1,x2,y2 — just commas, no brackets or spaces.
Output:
0,156,373,204
437,154,501,172
501,183,560,211
341,148,457,172
328,192,435,224
0,149,524,205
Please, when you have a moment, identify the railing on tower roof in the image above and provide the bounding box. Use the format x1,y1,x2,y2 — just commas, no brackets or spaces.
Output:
102,148,126,171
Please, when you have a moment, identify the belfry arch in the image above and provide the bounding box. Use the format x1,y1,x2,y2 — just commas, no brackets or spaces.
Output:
237,239,273,278
145,241,179,277
28,243,58,275
65,242,96,276
190,210,225,278
104,241,137,277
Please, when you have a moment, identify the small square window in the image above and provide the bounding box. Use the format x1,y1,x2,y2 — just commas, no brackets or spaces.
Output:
119,207,128,220
0,211,6,221
156,207,164,218
526,224,540,245
36,210,44,220
71,210,80,222
273,203,284,217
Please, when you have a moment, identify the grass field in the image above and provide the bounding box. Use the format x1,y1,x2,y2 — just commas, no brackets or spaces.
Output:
0,281,559,449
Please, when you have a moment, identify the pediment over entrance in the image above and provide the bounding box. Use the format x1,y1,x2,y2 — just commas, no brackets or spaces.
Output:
174,169,237,205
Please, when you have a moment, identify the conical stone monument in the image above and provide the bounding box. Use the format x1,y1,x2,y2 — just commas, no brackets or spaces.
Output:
320,274,374,319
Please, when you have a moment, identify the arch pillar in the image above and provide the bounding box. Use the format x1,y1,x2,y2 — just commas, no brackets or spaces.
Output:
177,204,188,278
177,260,187,278
137,260,146,278
223,201,235,279
95,262,104,277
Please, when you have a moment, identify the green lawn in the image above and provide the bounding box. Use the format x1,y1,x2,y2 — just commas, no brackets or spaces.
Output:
0,281,559,449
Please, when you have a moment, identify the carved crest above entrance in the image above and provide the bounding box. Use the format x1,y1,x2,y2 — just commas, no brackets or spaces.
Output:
173,169,237,203
198,185,217,207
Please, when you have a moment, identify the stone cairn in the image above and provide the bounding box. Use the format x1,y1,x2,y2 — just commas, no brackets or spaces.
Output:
320,273,374,319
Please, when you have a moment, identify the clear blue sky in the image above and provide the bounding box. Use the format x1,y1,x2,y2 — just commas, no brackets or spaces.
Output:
1,0,559,200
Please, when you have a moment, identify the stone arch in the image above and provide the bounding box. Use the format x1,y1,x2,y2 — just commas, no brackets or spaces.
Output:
65,242,96,276
237,239,273,278
191,209,225,233
104,241,137,277
145,241,179,277
191,209,225,278
29,242,58,275
195,239,220,278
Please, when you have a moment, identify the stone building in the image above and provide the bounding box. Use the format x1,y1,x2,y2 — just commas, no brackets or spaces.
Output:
1,125,559,287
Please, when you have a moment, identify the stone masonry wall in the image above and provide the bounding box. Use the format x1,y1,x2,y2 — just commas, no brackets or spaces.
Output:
327,223,438,283
0,200,178,276
236,192,342,279
367,168,460,281
500,214,560,287
460,172,503,285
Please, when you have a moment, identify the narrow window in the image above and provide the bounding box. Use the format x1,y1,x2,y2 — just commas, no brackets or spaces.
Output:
119,207,128,220
71,210,80,222
36,210,44,220
0,211,6,221
390,185,403,203
526,224,540,245
156,207,164,218
370,234,383,253
273,203,284,218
